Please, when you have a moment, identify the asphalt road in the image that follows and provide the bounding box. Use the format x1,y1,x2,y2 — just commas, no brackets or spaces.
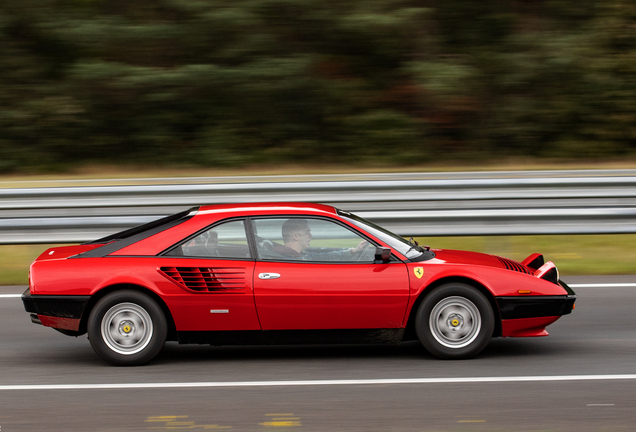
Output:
2,276,636,432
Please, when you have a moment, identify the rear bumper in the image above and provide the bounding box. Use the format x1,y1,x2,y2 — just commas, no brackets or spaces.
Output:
22,289,90,332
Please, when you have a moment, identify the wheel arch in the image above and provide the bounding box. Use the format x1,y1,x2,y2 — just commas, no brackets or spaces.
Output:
403,276,502,341
78,284,177,341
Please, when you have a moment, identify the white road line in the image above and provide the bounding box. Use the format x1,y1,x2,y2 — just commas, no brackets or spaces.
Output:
0,294,22,298
2,375,636,391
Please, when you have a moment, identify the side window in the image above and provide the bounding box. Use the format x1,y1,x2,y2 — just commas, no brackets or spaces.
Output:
252,218,374,262
169,220,251,259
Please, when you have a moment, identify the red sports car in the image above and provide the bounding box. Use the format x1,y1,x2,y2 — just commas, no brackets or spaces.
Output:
22,203,576,365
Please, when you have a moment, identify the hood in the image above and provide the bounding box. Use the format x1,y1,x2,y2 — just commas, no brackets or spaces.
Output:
35,244,107,261
431,249,530,272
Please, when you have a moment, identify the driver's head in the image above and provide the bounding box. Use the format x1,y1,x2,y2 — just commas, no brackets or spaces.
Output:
282,219,312,252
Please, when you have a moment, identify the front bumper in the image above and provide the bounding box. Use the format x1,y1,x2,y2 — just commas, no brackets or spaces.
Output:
22,289,90,332
496,281,576,337
496,280,576,320
496,295,576,320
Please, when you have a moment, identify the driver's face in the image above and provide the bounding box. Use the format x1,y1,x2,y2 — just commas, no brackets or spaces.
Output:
295,227,312,251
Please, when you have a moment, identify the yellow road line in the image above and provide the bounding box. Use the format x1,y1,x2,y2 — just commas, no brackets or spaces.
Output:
259,421,302,427
146,416,189,422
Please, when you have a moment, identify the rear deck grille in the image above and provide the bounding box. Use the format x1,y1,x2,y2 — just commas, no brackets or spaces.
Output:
497,257,532,275
160,267,246,291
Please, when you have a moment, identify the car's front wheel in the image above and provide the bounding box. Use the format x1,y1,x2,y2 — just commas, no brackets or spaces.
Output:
87,290,167,366
415,283,494,359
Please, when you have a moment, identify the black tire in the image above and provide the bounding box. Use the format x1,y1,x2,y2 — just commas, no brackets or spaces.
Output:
87,290,167,366
415,283,494,359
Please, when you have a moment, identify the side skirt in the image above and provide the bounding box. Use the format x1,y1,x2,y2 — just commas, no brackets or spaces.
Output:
177,328,405,346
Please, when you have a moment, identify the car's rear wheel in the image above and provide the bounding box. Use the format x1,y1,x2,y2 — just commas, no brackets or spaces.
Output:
87,290,167,366
415,283,494,359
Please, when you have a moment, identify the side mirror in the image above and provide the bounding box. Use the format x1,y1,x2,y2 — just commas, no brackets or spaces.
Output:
374,247,391,264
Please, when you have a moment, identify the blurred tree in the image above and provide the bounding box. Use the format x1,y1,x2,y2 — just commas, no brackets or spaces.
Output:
0,0,635,172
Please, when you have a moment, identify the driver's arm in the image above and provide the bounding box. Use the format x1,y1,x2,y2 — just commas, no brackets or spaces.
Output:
349,240,368,255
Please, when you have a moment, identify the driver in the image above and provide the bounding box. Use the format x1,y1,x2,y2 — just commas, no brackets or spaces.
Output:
272,219,368,261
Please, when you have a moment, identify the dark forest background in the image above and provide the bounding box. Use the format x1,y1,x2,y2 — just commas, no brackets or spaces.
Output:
2,0,636,172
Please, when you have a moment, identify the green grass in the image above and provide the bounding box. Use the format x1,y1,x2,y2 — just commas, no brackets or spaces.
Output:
2,234,635,285
0,244,57,285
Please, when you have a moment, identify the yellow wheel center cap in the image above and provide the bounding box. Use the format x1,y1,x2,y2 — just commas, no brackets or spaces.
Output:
123,325,132,333
451,319,460,327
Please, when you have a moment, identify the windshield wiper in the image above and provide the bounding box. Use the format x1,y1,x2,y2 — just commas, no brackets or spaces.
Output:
404,237,424,255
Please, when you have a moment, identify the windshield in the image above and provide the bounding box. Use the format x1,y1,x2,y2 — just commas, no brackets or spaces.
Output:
337,210,434,262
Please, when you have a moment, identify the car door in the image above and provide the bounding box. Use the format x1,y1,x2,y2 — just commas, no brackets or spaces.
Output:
161,218,260,332
251,217,410,330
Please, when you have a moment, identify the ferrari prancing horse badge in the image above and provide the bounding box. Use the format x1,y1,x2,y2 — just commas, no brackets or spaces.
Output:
414,267,423,279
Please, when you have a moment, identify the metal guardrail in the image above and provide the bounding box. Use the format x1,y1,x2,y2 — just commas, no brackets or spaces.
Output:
2,169,636,244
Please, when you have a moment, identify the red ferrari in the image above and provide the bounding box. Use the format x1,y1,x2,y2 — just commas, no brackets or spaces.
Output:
22,203,575,365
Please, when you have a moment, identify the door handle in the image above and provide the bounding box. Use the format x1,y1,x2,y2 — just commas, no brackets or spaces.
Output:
258,273,281,280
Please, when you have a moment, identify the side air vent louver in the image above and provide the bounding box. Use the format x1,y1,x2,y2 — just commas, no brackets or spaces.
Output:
497,257,532,275
159,267,246,292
